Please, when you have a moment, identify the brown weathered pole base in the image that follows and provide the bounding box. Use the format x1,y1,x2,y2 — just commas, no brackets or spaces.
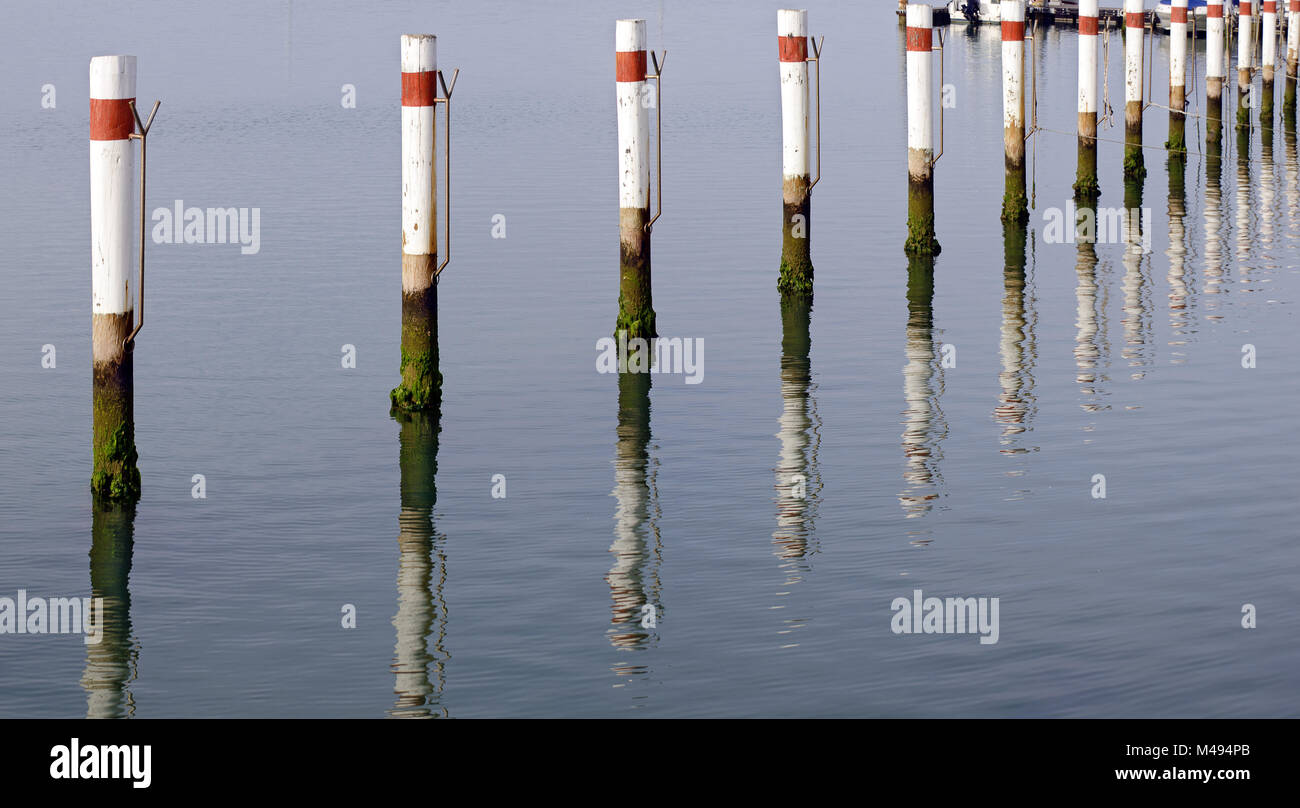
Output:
1208,76,1223,103
391,252,441,413
617,207,656,339
91,313,139,503
1078,110,1098,140
778,176,813,297
1004,124,1025,169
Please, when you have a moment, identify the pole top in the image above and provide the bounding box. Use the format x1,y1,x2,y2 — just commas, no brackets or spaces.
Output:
777,9,808,37
616,19,646,52
90,55,136,100
401,35,437,72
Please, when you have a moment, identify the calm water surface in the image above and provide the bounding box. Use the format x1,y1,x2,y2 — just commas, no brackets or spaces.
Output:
0,1,1296,717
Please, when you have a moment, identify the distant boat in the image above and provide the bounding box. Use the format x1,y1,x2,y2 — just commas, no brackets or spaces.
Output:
944,1,1079,27
945,1,1004,25
1155,1,1240,31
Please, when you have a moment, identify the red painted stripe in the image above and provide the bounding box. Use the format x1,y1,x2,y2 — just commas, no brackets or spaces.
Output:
1001,20,1025,41
1208,3,1224,18
1172,7,1188,23
616,50,646,82
89,97,135,140
401,71,435,106
1291,1,1298,13
779,34,807,62
1125,11,1145,27
1241,1,1252,15
1263,1,1276,13
906,26,932,52
1080,16,1099,35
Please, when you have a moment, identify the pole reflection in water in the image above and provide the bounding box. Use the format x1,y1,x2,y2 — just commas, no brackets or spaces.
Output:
389,409,449,718
1121,180,1153,380
82,503,138,719
1205,100,1227,309
995,218,1038,465
1166,148,1193,359
1235,122,1252,263
1261,95,1276,254
608,369,661,675
773,294,821,634
900,255,947,527
1285,80,1298,238
1074,232,1111,419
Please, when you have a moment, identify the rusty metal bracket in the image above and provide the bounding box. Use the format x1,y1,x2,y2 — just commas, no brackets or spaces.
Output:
124,99,160,350
645,50,666,233
807,36,824,189
1027,19,1039,141
433,68,458,279
932,28,945,166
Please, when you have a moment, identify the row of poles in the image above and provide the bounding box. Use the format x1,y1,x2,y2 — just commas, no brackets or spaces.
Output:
89,15,826,502
904,0,1300,255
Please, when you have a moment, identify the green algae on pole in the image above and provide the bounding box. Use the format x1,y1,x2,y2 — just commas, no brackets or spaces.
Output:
778,9,817,292
90,55,141,502
905,4,940,256
393,35,443,412
1123,0,1146,182
616,19,661,339
1001,2,1029,224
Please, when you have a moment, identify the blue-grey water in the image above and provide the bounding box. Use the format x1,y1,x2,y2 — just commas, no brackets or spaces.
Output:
0,1,1296,717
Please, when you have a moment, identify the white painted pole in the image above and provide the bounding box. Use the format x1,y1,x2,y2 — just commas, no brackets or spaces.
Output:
906,4,933,182
393,34,441,412
617,19,649,231
400,34,436,285
1264,1,1278,82
616,19,656,333
1001,0,1028,222
1171,0,1188,109
1079,0,1099,139
1240,0,1255,91
1002,0,1026,166
1124,0,1146,177
779,9,810,189
778,9,816,286
1124,0,1144,126
1289,1,1300,73
905,4,939,254
89,54,140,500
90,55,135,358
1208,0,1226,100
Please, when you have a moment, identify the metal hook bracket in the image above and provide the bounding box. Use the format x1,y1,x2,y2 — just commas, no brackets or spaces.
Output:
932,28,945,167
433,68,458,279
645,50,666,233
124,99,160,350
806,36,824,189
